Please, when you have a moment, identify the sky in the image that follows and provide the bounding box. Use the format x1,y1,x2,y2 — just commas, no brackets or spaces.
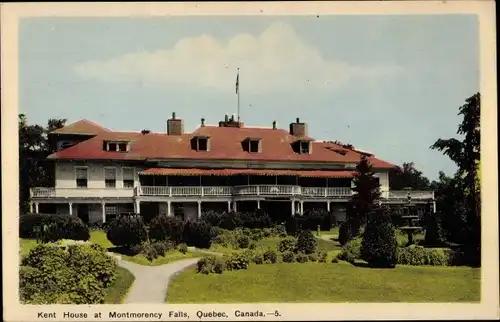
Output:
19,15,479,180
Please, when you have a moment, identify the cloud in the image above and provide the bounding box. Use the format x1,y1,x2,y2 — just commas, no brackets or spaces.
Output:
74,21,404,94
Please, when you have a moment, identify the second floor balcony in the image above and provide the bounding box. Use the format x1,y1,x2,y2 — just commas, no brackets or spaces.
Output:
31,185,435,201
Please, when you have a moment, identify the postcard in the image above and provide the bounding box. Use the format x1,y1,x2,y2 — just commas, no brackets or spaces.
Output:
1,1,498,321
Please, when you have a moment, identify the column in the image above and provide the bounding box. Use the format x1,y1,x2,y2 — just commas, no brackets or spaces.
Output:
291,200,295,216
167,201,172,216
101,202,106,223
227,201,232,212
134,200,141,214
300,201,304,215
432,200,437,213
29,202,33,213
327,201,330,212
257,200,260,209
197,201,202,218
69,203,73,215
232,201,237,212
34,202,39,214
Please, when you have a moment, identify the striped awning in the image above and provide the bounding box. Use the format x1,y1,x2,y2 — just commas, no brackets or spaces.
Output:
139,168,354,179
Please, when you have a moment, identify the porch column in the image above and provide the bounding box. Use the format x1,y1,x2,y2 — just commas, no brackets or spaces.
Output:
29,202,33,213
101,202,106,223
227,201,231,212
300,201,304,215
432,200,437,213
167,201,172,216
34,202,39,214
197,201,202,218
257,200,260,209
232,201,237,212
291,200,295,216
327,201,331,212
134,200,141,214
69,202,73,215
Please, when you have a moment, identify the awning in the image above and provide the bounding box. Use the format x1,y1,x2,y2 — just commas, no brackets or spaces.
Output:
139,168,354,178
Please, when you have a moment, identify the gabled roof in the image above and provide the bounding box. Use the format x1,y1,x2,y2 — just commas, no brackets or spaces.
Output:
50,119,110,135
47,120,396,169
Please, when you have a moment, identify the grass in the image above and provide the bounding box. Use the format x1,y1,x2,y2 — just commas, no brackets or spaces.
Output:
103,266,135,304
167,262,480,303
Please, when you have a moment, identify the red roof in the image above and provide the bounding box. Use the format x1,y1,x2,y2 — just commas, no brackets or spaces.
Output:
50,119,110,135
140,168,355,178
48,121,396,169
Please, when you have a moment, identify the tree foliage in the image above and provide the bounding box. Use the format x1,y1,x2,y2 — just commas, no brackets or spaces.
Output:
389,162,431,190
19,114,66,212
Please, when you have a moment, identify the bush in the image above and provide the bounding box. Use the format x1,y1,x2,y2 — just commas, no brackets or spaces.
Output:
20,243,117,304
196,256,226,274
272,225,288,238
281,251,295,263
298,209,336,231
338,221,353,246
249,242,257,250
19,213,90,242
308,253,318,262
225,253,250,270
152,240,174,256
178,243,188,254
218,211,244,230
148,215,184,244
106,215,147,248
278,236,297,253
285,216,300,236
295,230,317,254
263,249,278,264
182,220,213,249
252,253,264,264
317,250,327,263
396,246,449,266
296,252,309,263
423,211,445,247
201,210,222,227
361,207,397,268
239,210,274,229
338,238,362,263
237,235,250,249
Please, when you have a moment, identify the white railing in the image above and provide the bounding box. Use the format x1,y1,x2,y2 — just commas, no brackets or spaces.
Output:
30,187,134,198
31,186,434,200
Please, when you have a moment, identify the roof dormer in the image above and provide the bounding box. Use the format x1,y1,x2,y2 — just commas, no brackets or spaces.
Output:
103,140,130,152
242,137,262,153
191,135,210,152
292,139,313,154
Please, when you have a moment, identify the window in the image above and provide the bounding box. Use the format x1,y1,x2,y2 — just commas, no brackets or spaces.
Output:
249,140,260,153
104,168,116,188
108,142,117,152
75,167,88,188
198,138,208,151
103,140,129,152
300,141,310,154
118,143,128,152
123,167,135,188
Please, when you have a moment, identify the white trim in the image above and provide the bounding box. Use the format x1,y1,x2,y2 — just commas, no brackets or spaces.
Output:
104,166,117,188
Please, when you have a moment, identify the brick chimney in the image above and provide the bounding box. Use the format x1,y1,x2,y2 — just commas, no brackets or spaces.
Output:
167,112,184,135
289,117,307,137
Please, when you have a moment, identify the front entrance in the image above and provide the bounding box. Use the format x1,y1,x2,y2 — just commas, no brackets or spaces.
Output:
77,204,89,224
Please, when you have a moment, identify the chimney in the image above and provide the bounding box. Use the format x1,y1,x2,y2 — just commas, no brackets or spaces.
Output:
201,117,205,127
289,117,307,137
225,114,229,122
272,121,277,130
167,112,184,135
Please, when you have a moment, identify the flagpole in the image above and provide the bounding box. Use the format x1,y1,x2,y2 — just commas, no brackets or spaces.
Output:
236,68,240,122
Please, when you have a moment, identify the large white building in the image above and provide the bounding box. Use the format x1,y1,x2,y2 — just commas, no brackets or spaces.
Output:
29,113,434,224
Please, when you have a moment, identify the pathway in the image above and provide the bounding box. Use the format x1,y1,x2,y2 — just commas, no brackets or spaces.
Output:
107,249,222,304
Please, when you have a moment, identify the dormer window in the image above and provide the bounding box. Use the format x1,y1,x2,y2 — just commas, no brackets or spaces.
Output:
242,137,261,153
250,140,260,153
104,140,129,152
191,136,210,152
300,141,310,154
292,139,312,154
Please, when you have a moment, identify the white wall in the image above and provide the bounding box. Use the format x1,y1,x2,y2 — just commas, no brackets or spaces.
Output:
55,161,144,189
375,171,390,193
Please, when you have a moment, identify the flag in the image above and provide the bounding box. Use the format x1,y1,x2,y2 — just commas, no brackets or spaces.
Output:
235,69,239,94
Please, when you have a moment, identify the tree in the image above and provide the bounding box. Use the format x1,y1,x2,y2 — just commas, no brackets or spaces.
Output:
19,114,66,213
349,156,381,235
431,93,480,263
361,207,397,268
389,162,431,190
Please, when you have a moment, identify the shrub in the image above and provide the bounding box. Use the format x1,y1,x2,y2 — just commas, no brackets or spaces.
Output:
201,210,222,227
218,211,244,230
298,209,335,231
263,249,278,264
20,243,117,304
106,215,147,248
396,246,449,266
296,252,309,263
338,238,362,263
423,211,445,247
263,228,273,237
239,210,274,229
295,230,317,254
237,235,250,249
361,207,397,268
137,241,159,261
178,243,188,254
152,240,174,256
252,253,264,264
196,256,226,274
285,216,300,236
19,214,90,242
182,220,213,249
225,253,250,270
317,250,327,263
281,251,295,263
272,225,288,238
338,221,353,246
278,236,297,253
331,256,340,263
148,215,184,244
308,253,318,262
249,242,257,250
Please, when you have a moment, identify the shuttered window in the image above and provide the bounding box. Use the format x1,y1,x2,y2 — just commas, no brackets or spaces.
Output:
75,167,88,188
122,168,135,188
104,168,116,188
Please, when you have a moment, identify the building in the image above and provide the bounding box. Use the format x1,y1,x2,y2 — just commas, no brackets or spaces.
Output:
29,113,435,224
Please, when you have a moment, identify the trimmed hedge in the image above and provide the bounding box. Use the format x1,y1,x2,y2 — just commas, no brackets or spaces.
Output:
20,213,90,242
295,230,317,254
105,215,148,248
148,215,184,244
182,219,213,249
201,210,273,229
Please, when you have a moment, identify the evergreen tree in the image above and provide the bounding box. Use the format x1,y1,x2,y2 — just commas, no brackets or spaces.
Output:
349,156,381,236
361,207,397,268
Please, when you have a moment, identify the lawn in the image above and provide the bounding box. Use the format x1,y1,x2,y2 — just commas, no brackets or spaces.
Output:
103,266,135,304
167,262,480,303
